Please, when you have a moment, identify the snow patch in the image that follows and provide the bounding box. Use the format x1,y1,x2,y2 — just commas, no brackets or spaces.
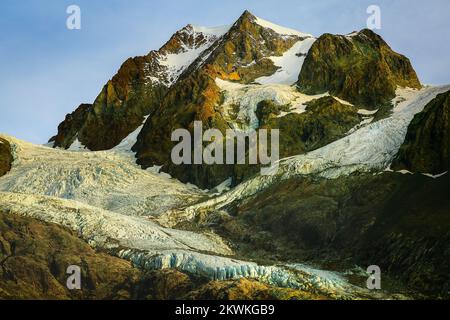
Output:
358,108,378,115
113,115,149,154
210,177,232,196
191,24,231,37
254,16,313,38
216,79,327,130
68,138,89,151
422,171,448,179
255,38,316,85
146,24,229,87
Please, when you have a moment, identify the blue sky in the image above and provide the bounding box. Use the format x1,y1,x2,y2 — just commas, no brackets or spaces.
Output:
1,0,449,143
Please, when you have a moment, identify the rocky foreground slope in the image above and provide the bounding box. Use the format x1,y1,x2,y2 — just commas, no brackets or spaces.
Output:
0,211,325,300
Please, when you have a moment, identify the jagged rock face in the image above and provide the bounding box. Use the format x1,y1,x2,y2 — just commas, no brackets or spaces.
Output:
134,11,313,188
135,94,362,189
233,96,362,182
49,103,91,149
50,23,224,151
392,90,450,174
212,172,450,297
0,138,13,177
51,55,167,150
298,29,421,109
51,11,423,190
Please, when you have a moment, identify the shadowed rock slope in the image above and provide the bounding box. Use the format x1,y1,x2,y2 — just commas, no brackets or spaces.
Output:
0,138,13,177
192,172,450,298
392,89,450,174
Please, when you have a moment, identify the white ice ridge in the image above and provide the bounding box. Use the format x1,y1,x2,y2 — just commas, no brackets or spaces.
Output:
119,249,392,299
0,135,203,217
0,192,231,255
191,24,231,38
254,15,313,38
255,37,316,85
184,85,450,215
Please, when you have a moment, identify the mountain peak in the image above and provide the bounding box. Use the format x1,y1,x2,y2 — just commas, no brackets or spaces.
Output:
239,9,256,20
233,10,312,38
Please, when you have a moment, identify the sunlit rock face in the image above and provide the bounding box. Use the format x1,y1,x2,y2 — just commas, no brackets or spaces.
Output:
298,29,421,109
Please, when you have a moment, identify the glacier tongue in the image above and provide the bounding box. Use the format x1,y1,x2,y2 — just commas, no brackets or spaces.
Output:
0,191,232,255
0,190,389,299
118,249,395,299
0,135,203,217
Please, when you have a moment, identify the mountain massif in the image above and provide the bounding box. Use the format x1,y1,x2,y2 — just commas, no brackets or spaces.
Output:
49,11,424,189
1,10,449,300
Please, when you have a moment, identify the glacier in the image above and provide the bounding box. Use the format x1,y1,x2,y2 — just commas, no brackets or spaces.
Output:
0,132,399,299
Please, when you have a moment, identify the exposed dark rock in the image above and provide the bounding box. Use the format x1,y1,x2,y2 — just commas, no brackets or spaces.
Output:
233,96,362,183
0,138,13,177
49,21,220,150
183,10,305,84
184,278,326,300
392,90,450,174
49,104,91,149
53,56,167,151
298,29,421,109
51,11,304,152
199,172,450,298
